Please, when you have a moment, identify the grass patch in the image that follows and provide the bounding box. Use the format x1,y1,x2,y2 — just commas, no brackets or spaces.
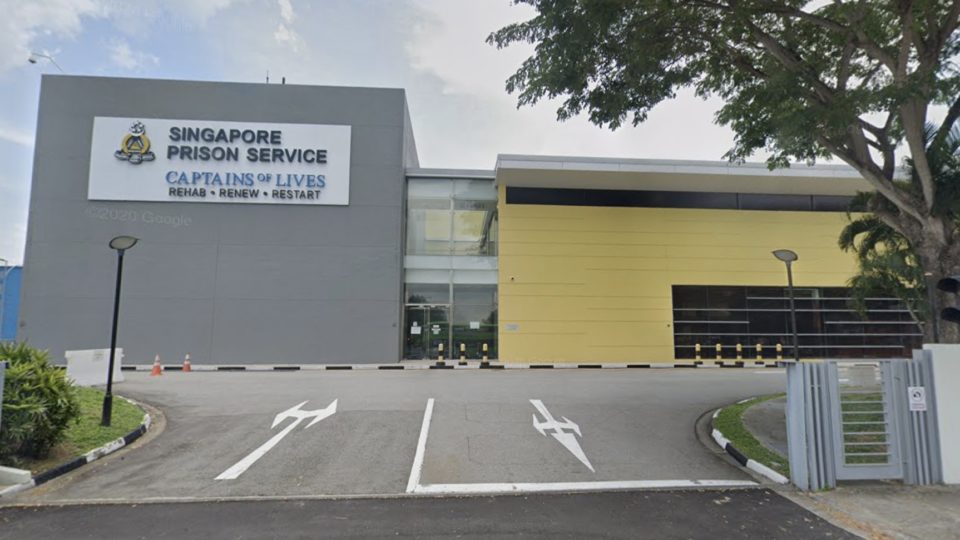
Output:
714,393,789,476
15,387,145,475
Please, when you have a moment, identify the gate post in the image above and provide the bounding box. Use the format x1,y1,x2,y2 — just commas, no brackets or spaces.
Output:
785,362,810,490
784,361,836,490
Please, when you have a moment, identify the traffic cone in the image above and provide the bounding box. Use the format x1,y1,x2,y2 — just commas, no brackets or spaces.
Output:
150,354,162,376
182,353,192,373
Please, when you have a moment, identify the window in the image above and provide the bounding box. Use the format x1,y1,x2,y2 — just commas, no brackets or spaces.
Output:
451,284,498,359
406,199,452,256
403,177,498,360
405,179,497,257
405,283,449,305
452,200,497,256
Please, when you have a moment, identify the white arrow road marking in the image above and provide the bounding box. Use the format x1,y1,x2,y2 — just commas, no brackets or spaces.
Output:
530,399,594,472
216,399,338,480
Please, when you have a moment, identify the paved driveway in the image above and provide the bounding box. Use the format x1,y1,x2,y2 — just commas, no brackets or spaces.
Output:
12,368,786,503
0,490,858,540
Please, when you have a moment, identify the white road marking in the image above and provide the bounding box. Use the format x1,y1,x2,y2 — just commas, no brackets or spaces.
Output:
530,399,594,472
406,398,435,493
216,399,338,480
413,479,757,495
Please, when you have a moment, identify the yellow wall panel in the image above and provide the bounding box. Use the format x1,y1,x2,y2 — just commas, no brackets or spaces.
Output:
498,190,859,363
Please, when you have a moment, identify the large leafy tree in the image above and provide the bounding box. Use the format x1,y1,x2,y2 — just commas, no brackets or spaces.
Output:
839,124,960,341
489,0,960,341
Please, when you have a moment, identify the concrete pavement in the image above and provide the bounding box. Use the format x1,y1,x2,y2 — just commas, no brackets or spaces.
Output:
10,369,784,503
743,396,960,540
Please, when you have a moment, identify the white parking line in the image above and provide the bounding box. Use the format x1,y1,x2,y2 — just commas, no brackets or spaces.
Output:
413,479,757,495
406,398,435,493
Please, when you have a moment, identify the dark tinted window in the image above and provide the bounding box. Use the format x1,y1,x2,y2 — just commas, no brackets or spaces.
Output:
506,187,853,212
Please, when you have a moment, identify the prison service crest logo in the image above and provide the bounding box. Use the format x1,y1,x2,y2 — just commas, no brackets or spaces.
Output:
114,121,156,164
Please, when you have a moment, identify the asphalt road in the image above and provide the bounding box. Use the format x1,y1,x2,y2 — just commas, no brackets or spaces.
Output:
0,489,858,539
11,368,786,503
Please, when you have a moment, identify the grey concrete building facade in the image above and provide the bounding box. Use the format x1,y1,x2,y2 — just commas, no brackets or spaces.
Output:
20,75,417,365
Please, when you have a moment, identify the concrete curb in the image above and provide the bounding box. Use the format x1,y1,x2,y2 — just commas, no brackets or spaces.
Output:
0,397,152,499
711,408,790,485
121,360,784,372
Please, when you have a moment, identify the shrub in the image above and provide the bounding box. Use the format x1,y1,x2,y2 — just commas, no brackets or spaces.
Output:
0,342,80,462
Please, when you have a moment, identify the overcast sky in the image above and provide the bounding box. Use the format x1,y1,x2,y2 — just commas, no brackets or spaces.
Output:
0,0,747,265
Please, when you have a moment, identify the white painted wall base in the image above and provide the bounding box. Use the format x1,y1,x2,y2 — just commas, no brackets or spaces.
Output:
923,344,960,484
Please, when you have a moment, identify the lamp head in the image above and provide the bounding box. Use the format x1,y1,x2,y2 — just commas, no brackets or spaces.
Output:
109,235,139,251
772,249,798,264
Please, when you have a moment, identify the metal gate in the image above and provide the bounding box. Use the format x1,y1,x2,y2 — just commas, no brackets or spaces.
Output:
785,352,942,490
826,362,902,480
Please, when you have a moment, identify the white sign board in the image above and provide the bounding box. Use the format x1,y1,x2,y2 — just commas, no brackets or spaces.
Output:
65,348,125,386
908,386,927,412
88,117,351,205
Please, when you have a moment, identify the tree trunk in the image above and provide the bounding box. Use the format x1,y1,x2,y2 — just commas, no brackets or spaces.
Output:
916,239,960,344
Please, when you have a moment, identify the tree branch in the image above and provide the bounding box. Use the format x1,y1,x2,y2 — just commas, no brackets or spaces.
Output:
933,93,960,150
936,1,960,56
761,3,899,72
900,100,937,210
818,134,926,223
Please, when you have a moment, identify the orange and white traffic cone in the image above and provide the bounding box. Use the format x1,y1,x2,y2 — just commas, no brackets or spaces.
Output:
182,353,192,373
150,354,162,376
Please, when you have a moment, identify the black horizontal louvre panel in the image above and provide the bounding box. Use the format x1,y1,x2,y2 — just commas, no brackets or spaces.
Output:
671,285,922,360
505,187,853,212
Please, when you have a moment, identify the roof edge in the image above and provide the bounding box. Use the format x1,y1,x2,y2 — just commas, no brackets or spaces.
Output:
495,154,866,179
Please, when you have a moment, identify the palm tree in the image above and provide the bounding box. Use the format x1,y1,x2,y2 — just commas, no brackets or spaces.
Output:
839,125,960,343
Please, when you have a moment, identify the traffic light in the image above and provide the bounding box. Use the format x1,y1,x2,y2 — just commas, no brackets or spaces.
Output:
936,275,960,324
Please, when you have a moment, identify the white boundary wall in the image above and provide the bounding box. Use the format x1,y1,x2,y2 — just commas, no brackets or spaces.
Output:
65,348,124,386
924,344,960,484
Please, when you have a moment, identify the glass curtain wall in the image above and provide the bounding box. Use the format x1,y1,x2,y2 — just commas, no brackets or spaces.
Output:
404,178,498,360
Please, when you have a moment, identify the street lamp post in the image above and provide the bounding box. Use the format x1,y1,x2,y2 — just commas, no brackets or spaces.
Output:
27,52,64,73
772,249,801,362
0,257,9,340
924,271,941,343
101,235,138,427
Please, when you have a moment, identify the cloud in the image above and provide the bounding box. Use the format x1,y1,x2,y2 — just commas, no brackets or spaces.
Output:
278,0,294,23
406,0,535,101
108,38,158,70
0,0,106,73
0,125,33,147
273,0,302,51
0,172,28,265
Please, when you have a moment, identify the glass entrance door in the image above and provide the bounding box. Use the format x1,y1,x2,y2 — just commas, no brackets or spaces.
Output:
403,305,450,360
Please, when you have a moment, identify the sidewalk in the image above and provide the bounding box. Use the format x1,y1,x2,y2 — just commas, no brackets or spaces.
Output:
743,398,960,540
